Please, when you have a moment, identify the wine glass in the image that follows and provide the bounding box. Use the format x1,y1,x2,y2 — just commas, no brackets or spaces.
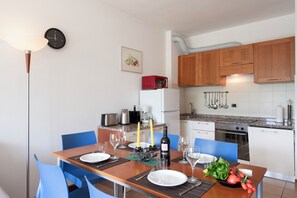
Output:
179,136,189,164
109,133,120,160
186,146,201,184
118,132,127,149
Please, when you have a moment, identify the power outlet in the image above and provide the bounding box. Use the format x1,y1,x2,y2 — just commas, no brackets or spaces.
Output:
231,104,237,108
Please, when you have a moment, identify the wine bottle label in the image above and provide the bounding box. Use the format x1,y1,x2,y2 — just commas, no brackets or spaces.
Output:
161,143,168,151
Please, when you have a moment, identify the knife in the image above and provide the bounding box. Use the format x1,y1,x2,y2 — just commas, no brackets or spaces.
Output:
96,159,119,168
179,181,202,196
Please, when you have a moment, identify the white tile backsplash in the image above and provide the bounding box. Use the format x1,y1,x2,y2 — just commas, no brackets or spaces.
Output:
182,75,295,119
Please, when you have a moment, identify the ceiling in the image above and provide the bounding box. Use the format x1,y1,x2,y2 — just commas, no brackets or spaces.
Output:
99,0,294,37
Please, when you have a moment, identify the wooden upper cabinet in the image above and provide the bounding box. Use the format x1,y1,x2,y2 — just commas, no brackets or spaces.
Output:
254,37,295,83
220,44,254,76
198,50,226,86
178,54,198,87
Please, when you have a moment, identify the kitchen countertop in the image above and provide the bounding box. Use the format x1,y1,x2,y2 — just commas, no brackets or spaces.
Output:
180,113,295,130
98,123,166,132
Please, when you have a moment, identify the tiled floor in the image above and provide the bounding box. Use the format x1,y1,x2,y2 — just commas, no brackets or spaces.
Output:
95,177,297,198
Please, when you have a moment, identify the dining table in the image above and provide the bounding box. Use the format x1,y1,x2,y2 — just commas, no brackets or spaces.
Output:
53,142,267,198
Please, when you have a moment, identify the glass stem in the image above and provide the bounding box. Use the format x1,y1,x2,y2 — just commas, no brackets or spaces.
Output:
114,147,116,156
191,166,195,178
182,150,186,160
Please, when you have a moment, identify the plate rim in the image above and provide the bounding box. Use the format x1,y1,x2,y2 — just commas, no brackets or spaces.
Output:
80,152,111,163
128,142,150,149
147,169,187,187
197,153,217,164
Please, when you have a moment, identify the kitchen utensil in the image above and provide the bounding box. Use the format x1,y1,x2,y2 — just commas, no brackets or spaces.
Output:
212,92,218,109
135,167,156,181
204,92,207,106
287,99,292,121
96,159,119,168
208,93,211,108
224,92,229,109
120,109,130,125
101,113,118,126
179,181,202,196
220,93,224,108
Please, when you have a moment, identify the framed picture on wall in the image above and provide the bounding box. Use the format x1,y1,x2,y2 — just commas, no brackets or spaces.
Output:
121,46,142,73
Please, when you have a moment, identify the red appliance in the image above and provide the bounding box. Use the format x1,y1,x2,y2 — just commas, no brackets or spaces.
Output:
142,75,168,90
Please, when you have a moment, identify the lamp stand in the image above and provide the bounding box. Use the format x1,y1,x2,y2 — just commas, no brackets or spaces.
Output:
25,50,31,198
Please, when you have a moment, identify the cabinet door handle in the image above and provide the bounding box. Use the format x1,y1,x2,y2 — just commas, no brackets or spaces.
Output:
260,130,278,134
231,61,244,65
266,78,281,81
197,122,209,125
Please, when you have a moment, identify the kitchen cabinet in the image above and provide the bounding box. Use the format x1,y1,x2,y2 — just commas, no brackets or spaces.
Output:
125,126,163,142
180,120,193,138
192,121,215,140
248,127,294,181
178,50,225,87
198,50,226,86
180,120,215,141
98,126,163,143
254,37,295,83
178,54,198,87
220,44,254,76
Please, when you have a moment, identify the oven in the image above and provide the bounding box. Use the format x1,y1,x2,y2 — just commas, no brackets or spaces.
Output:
215,120,255,162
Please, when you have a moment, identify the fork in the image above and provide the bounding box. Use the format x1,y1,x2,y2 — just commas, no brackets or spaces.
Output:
135,167,156,181
179,181,202,196
96,159,119,168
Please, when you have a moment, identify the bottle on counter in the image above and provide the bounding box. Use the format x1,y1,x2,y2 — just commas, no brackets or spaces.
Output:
287,99,292,122
160,126,170,166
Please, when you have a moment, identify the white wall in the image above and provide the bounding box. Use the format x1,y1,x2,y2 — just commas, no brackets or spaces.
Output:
179,14,295,119
0,0,165,197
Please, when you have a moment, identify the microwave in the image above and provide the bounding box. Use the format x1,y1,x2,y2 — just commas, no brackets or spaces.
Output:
142,75,168,90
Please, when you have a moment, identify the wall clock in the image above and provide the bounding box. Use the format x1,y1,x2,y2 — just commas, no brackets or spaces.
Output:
44,28,66,49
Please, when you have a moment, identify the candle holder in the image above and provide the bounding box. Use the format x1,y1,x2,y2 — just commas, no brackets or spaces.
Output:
132,146,158,162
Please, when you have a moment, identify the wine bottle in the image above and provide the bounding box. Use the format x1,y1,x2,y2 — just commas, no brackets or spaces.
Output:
160,126,170,166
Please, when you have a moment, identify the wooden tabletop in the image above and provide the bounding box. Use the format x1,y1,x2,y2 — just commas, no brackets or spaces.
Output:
53,143,267,198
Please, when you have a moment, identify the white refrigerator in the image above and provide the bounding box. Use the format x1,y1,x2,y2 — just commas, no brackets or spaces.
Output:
140,88,180,136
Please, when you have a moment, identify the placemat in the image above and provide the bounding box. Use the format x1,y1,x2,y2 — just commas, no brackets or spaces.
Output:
171,156,239,169
126,154,159,167
128,170,215,198
69,153,130,170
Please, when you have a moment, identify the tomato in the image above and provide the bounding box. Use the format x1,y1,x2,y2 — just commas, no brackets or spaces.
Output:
241,182,247,190
235,177,241,182
246,179,253,184
227,175,238,184
238,172,245,178
229,167,237,175
252,187,256,192
246,183,253,189
247,188,253,194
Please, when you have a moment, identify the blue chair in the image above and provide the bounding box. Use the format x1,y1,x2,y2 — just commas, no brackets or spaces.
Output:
61,131,104,188
194,138,238,162
84,176,114,198
34,154,89,198
148,132,180,150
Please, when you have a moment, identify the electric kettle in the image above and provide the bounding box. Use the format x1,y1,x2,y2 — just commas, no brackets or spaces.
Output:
120,109,130,125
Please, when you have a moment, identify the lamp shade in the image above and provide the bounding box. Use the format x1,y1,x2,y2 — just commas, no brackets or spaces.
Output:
5,34,48,51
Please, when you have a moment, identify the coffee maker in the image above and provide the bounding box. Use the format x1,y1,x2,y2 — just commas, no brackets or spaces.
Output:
140,105,152,124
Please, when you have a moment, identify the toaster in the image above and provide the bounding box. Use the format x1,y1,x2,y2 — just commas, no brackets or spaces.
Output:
101,113,118,126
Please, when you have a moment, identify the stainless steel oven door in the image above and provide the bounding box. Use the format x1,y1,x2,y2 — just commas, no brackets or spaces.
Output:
215,129,249,161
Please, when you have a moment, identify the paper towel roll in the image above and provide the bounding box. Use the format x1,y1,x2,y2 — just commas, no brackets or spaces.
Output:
276,105,284,123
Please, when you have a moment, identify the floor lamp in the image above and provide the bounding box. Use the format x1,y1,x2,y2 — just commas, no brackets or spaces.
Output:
5,35,48,198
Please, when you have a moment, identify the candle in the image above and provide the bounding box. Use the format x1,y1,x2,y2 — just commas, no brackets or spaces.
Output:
137,122,140,147
150,119,154,146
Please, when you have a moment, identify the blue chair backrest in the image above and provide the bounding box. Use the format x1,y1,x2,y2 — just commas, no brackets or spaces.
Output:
194,138,238,162
62,131,97,150
148,132,179,151
34,154,69,198
84,176,114,198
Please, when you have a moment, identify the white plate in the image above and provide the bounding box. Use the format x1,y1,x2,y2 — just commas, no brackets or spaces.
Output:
148,170,187,187
128,142,150,149
238,168,253,177
80,153,111,163
197,154,217,164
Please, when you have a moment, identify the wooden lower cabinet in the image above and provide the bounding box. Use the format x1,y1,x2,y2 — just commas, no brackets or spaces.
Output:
254,37,295,83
